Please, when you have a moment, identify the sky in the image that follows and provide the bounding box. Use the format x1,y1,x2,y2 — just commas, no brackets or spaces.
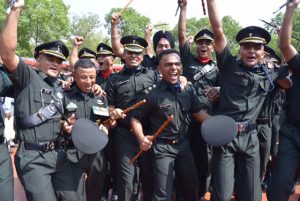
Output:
63,0,287,29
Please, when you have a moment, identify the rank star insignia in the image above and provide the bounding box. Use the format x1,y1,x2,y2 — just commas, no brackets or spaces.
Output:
96,100,104,105
66,102,77,111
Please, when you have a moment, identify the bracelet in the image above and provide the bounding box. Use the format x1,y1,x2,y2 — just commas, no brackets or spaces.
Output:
111,35,120,39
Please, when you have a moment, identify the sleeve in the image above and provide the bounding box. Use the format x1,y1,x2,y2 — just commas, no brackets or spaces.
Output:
179,42,194,77
216,45,235,73
287,54,300,75
105,76,116,107
129,93,154,122
190,85,211,113
8,58,33,90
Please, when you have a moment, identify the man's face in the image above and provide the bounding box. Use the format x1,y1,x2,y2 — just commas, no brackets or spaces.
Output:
38,54,63,77
195,39,214,59
155,38,171,56
73,67,96,93
123,50,144,68
158,53,182,84
97,54,114,71
239,43,265,67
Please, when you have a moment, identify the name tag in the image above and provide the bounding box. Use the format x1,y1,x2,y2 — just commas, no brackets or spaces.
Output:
92,106,109,117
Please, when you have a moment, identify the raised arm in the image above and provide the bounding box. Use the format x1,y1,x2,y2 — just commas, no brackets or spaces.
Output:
178,0,188,48
0,0,24,73
206,0,227,54
69,36,84,71
111,12,124,58
144,24,153,57
279,0,300,62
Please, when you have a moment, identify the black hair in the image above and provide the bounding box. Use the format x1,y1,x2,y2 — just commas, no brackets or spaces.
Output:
74,58,96,71
157,49,180,63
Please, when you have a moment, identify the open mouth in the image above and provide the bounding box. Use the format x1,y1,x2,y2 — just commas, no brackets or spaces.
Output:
99,62,104,66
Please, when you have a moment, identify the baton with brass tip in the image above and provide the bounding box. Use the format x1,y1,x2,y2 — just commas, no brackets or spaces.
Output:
119,0,134,15
273,0,292,14
102,99,147,126
129,115,174,165
153,23,169,28
175,5,180,16
259,19,300,42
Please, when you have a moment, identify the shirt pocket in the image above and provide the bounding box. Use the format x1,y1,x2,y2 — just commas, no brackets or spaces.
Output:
158,103,175,117
229,72,250,96
258,78,271,96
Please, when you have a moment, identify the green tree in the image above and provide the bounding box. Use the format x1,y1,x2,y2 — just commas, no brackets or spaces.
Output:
0,0,69,57
104,8,151,37
222,16,242,55
69,13,101,38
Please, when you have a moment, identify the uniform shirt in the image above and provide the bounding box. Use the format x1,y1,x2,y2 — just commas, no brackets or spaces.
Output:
132,80,210,140
180,42,219,91
106,65,158,128
285,54,300,125
8,59,62,142
215,46,289,122
142,55,158,70
96,72,109,89
62,85,108,165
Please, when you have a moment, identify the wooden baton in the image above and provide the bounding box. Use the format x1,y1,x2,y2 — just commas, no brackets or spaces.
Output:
102,99,146,126
129,115,174,165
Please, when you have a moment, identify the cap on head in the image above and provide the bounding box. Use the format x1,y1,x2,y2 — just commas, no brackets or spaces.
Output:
264,46,282,64
34,40,69,60
236,26,271,45
78,48,96,59
120,35,148,53
194,29,214,43
96,43,114,57
153,30,175,50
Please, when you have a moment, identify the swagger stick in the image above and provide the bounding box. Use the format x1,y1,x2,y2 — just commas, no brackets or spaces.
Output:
201,0,206,15
129,115,174,165
119,0,134,15
102,99,146,126
259,19,300,42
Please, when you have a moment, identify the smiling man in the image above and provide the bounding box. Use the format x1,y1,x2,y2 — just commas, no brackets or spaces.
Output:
61,58,109,201
106,35,159,201
0,0,78,200
130,49,210,201
206,0,291,201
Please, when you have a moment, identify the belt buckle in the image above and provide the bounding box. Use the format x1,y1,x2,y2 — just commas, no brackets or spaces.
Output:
37,109,47,121
45,141,56,151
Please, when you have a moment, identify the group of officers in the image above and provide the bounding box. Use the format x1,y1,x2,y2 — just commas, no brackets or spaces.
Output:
1,0,300,201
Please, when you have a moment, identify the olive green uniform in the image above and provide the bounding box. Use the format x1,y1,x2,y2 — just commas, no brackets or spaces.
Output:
106,66,158,201
180,41,219,196
211,46,288,201
267,54,300,201
12,59,77,201
132,80,210,201
62,86,108,201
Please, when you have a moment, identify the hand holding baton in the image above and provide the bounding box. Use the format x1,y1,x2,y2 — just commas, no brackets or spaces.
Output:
129,115,174,165
102,99,147,126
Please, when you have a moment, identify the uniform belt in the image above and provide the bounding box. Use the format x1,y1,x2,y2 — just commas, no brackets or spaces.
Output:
237,122,257,134
0,136,4,145
156,138,181,145
256,118,271,125
23,140,60,152
60,138,75,149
